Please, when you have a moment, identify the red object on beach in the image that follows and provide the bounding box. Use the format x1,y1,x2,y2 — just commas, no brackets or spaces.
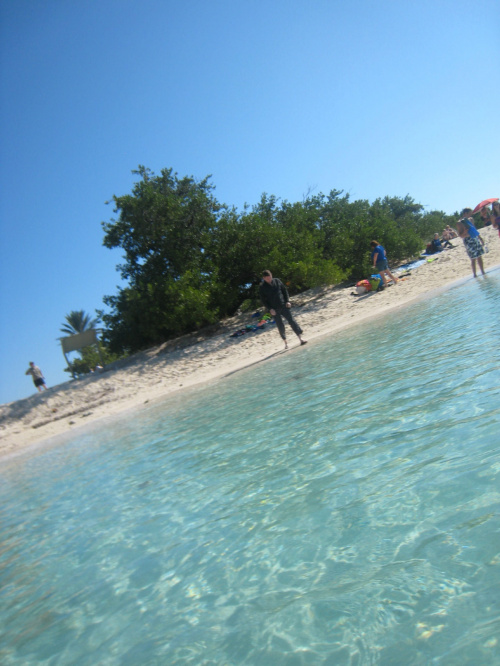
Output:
472,198,499,214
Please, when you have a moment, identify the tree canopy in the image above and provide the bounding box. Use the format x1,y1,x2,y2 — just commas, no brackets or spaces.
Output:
60,309,119,376
60,310,98,336
99,166,458,355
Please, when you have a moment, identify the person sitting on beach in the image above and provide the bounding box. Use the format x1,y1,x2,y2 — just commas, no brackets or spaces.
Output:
457,209,486,278
443,225,458,239
441,227,456,247
370,241,398,287
431,232,453,251
429,233,445,253
259,270,307,350
25,361,48,392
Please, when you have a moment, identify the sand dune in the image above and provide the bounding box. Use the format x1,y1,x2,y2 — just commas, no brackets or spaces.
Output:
2,226,499,459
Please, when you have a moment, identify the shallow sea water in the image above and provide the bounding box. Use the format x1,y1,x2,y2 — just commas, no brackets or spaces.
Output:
1,272,500,666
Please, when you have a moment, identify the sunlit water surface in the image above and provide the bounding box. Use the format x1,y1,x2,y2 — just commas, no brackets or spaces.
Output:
1,273,500,666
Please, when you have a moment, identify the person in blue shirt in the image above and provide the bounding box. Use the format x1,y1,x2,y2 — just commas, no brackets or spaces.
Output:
370,241,399,288
457,208,485,277
431,233,445,252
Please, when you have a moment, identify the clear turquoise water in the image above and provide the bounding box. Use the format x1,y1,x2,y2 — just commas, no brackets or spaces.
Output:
1,273,500,666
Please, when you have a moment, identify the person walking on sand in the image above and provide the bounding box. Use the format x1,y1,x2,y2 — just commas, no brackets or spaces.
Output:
259,270,307,350
25,361,48,392
457,208,486,278
370,241,398,288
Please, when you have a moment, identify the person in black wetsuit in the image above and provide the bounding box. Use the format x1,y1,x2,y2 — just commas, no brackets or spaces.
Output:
259,270,307,350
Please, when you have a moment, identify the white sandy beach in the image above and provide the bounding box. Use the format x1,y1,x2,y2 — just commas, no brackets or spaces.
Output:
2,226,499,460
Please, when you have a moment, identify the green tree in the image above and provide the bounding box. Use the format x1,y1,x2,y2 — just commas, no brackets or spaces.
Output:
101,167,222,353
60,309,120,376
63,344,121,377
60,310,97,335
204,193,346,313
100,165,449,353
317,190,375,276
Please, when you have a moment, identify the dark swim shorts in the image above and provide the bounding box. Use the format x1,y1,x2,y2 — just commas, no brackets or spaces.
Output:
34,378,46,387
463,236,484,260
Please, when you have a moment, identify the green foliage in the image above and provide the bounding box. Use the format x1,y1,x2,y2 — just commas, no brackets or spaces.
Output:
61,309,120,376
100,167,452,355
63,344,121,376
101,167,222,353
60,310,97,335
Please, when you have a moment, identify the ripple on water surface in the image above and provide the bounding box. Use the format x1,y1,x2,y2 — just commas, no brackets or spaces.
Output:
1,272,500,665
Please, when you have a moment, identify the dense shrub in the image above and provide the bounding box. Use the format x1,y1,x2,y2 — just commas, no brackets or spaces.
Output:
100,168,454,354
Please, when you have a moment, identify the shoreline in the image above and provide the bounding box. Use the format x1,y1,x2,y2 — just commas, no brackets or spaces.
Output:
2,227,499,462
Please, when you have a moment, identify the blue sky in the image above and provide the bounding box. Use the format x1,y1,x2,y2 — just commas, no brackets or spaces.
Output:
1,0,498,405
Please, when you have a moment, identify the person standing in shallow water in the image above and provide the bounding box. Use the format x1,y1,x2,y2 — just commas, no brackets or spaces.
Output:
25,361,48,392
457,208,486,278
259,270,307,350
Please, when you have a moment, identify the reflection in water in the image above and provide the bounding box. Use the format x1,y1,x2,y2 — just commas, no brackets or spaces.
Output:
1,272,500,665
